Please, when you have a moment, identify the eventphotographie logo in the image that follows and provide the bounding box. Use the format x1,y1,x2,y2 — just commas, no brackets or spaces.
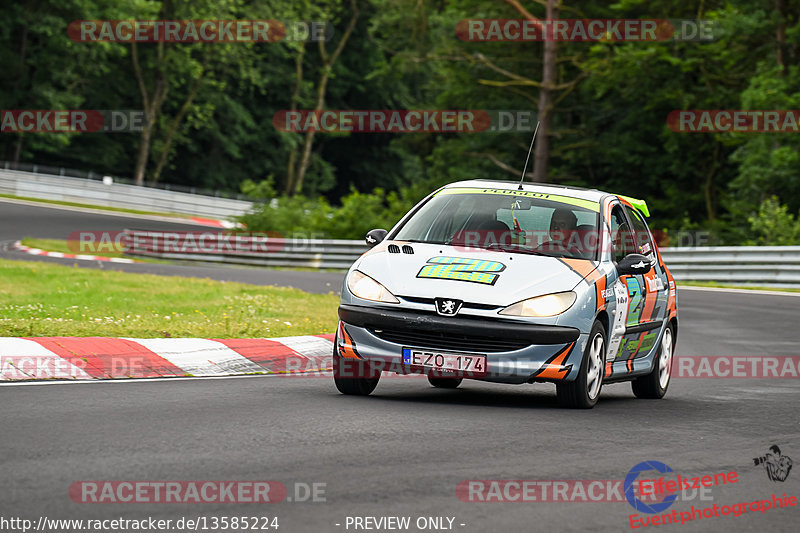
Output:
754,445,793,482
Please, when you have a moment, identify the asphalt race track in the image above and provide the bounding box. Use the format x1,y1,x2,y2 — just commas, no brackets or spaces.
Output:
1,200,799,532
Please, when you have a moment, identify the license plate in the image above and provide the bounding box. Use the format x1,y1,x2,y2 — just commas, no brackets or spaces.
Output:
402,347,487,374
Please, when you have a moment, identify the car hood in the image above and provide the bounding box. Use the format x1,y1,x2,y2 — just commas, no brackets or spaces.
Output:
353,242,594,306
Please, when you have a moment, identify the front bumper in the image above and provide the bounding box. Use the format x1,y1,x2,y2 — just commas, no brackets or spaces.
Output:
338,304,586,384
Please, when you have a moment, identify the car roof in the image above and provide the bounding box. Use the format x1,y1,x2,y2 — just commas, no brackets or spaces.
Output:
443,180,611,203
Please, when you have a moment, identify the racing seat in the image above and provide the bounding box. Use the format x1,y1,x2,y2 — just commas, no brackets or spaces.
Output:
573,224,596,259
537,224,594,258
451,214,511,247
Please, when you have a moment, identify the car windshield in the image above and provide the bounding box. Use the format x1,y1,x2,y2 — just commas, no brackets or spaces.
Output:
392,187,600,260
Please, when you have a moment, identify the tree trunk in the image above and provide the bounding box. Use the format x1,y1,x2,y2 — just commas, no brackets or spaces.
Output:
10,23,28,164
12,137,23,166
704,142,719,222
292,71,329,196
777,0,788,76
287,1,359,196
285,42,306,195
152,67,205,183
131,38,168,185
533,0,557,182
133,123,154,186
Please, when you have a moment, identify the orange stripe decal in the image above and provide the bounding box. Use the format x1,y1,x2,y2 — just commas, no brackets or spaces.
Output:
561,258,597,279
641,284,657,323
618,196,634,209
337,322,361,359
531,342,575,380
595,274,607,311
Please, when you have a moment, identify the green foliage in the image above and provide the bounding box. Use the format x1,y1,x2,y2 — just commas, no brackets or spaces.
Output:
240,177,277,200
238,181,438,239
747,196,800,245
239,194,332,237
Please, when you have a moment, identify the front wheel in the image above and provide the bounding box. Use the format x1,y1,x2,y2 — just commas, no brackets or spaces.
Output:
556,321,606,409
632,323,674,399
332,336,380,396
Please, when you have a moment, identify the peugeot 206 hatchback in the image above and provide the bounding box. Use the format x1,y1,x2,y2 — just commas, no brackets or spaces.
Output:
333,180,678,408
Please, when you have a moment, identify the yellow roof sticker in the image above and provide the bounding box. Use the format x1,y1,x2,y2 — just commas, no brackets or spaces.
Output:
437,187,600,212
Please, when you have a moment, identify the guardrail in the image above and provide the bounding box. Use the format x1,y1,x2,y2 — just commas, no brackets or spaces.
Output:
659,246,800,287
122,230,800,286
0,168,253,218
122,230,367,269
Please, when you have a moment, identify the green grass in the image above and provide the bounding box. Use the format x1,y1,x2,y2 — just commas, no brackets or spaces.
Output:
0,193,199,220
0,259,339,337
678,281,800,293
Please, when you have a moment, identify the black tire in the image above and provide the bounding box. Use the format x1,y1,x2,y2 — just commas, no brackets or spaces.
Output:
632,323,674,399
427,375,463,389
556,320,606,409
332,335,380,396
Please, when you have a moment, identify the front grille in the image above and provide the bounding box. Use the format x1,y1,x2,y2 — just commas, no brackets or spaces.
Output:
398,296,500,311
369,328,530,353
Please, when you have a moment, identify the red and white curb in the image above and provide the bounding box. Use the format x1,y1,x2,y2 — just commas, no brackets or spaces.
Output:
13,241,136,264
189,217,242,229
0,334,334,381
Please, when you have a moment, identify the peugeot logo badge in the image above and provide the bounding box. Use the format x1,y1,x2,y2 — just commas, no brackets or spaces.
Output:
434,298,463,316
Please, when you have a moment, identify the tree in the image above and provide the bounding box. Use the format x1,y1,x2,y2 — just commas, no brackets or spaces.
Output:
504,0,558,182
285,0,360,196
128,0,247,186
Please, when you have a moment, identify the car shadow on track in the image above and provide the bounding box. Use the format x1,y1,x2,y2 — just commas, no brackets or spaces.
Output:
331,381,702,415
370,388,562,409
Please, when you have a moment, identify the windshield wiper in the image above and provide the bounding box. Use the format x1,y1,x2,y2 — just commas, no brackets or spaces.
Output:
483,243,555,257
397,238,448,245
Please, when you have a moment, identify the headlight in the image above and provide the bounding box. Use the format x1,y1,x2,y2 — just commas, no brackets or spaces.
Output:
347,270,399,303
498,291,576,317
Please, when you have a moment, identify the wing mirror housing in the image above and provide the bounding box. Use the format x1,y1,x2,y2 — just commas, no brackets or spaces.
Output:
365,228,388,248
617,253,652,276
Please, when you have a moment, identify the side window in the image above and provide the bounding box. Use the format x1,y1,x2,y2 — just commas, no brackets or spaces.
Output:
624,206,655,260
610,205,635,263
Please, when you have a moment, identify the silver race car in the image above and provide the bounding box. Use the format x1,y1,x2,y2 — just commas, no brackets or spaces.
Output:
334,180,678,408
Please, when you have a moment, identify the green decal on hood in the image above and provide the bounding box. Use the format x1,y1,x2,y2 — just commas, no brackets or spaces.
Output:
417,256,506,285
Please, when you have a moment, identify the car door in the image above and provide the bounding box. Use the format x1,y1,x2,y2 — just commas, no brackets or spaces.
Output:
605,203,637,366
621,204,669,360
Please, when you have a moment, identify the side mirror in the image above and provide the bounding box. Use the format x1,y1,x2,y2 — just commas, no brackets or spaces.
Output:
365,228,388,248
617,253,652,276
